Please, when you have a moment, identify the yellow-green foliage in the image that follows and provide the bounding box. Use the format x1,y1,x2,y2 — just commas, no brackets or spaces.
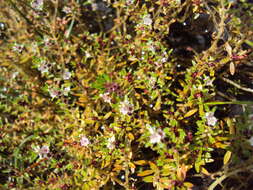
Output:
0,0,252,189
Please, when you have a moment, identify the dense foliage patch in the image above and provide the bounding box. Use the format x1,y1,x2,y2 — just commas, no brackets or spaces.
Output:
0,0,253,189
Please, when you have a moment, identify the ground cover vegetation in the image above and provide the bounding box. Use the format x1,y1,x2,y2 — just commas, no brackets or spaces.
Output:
0,0,253,189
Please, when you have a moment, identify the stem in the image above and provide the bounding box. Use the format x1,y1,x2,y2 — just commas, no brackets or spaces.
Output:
65,0,80,38
204,101,253,106
220,76,253,94
208,165,253,190
203,0,228,59
216,91,236,101
124,137,130,189
65,17,75,39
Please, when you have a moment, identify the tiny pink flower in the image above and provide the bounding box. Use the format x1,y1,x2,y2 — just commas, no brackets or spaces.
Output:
62,86,71,96
119,100,134,115
49,89,59,98
34,145,50,159
147,125,165,144
126,0,134,5
38,64,49,74
63,70,71,80
43,37,52,47
12,43,24,53
204,76,214,86
80,136,90,147
62,6,72,14
100,92,112,103
31,0,44,11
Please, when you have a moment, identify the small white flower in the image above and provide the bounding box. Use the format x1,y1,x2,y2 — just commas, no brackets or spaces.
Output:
80,136,90,147
101,125,105,130
11,72,19,79
62,86,71,96
161,57,167,63
148,76,156,88
63,70,71,80
197,85,203,91
34,145,50,159
43,37,52,46
119,100,134,115
85,51,92,58
154,61,162,68
91,3,98,11
100,92,112,103
1,87,7,92
31,42,38,53
31,0,44,11
143,14,152,26
149,45,156,53
107,135,115,149
204,76,214,86
150,131,163,144
0,94,6,98
147,125,165,144
249,114,253,121
62,6,72,14
12,43,24,53
49,89,59,98
205,112,217,126
248,136,253,146
38,64,49,74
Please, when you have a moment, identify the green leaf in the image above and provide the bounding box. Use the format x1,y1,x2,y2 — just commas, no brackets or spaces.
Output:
223,151,232,165
245,40,253,47
142,175,153,183
154,95,161,111
184,109,198,118
19,135,36,148
90,74,111,90
103,112,112,120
